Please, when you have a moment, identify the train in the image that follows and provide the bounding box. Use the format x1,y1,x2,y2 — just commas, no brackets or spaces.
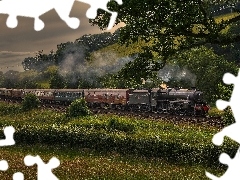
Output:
0,87,210,116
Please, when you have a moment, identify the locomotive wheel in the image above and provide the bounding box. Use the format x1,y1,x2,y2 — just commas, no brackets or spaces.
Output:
157,108,164,114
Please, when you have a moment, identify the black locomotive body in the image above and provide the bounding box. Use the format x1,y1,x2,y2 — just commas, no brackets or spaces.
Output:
155,88,208,116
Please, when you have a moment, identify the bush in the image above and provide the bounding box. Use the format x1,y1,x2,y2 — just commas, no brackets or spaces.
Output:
66,98,91,118
22,93,40,111
0,102,21,115
107,118,135,133
207,107,224,117
222,107,235,126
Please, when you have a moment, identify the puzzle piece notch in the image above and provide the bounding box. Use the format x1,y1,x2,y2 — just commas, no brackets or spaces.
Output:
78,0,123,30
212,122,240,146
223,71,240,119
206,148,240,180
0,0,80,31
13,172,24,180
222,73,237,85
216,100,230,111
0,0,122,31
214,70,240,145
0,160,8,171
24,155,60,180
206,70,240,179
0,126,15,146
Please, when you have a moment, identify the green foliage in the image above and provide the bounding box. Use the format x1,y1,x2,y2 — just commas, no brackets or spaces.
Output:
207,107,224,118
222,107,235,126
22,93,40,111
49,73,65,89
0,102,21,116
66,98,91,118
0,102,238,168
169,46,238,103
107,118,135,133
22,50,55,71
217,83,235,126
1,70,20,88
91,1,240,72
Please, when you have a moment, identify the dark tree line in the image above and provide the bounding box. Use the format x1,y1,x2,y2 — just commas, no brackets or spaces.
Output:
22,31,120,72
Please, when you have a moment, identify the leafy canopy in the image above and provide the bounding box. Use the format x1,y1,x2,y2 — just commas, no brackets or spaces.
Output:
90,0,240,69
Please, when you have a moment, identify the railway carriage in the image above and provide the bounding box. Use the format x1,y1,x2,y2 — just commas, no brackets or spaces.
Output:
54,89,84,105
84,89,130,109
12,89,23,100
0,88,6,99
34,89,55,103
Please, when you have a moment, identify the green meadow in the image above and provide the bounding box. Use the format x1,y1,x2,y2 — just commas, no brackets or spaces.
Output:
0,102,237,179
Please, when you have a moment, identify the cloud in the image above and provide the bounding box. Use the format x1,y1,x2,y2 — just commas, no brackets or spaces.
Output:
0,2,124,72
0,51,36,72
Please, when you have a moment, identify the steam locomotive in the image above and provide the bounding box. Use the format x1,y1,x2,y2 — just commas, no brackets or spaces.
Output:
0,87,209,116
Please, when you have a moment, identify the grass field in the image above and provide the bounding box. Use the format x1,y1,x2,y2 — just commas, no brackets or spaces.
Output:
0,144,225,180
0,102,237,179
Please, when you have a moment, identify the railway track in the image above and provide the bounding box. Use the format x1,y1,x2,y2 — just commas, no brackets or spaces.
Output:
91,108,224,129
0,99,224,129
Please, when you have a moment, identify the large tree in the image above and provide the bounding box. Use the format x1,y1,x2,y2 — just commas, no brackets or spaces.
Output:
90,0,240,70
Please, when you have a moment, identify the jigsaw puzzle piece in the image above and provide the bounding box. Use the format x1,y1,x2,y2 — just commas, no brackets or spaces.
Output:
0,126,15,146
24,155,60,180
0,0,80,31
222,73,237,85
0,160,8,171
206,149,240,180
54,0,80,29
78,0,122,30
212,122,240,145
216,70,240,119
216,100,230,111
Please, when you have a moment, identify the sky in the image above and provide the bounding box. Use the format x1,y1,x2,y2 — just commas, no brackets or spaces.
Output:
0,2,123,72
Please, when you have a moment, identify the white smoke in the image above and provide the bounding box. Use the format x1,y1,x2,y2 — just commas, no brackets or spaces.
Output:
158,64,197,86
58,43,86,77
58,43,136,85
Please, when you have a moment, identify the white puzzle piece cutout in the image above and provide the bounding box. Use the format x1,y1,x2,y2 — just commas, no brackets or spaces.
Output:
78,0,123,30
206,148,240,180
0,160,8,171
0,126,15,146
206,69,240,179
12,172,24,180
0,126,15,176
0,0,122,31
24,155,60,180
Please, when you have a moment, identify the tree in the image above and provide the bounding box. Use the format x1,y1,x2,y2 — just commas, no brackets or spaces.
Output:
2,70,20,88
22,50,56,71
0,71,4,87
49,73,65,89
91,1,240,70
22,93,40,111
66,98,91,118
169,46,238,103
16,70,39,89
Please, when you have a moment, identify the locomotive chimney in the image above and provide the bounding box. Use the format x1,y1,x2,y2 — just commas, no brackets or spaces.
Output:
160,83,167,89
141,78,146,85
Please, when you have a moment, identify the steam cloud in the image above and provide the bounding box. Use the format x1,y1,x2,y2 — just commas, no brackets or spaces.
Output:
58,43,135,85
59,44,196,88
157,64,196,86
